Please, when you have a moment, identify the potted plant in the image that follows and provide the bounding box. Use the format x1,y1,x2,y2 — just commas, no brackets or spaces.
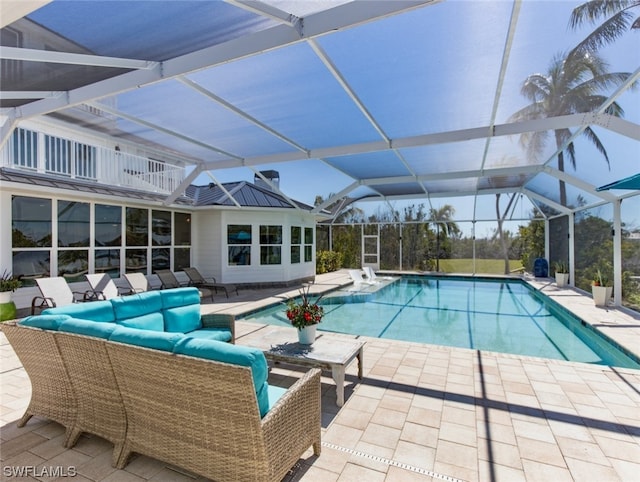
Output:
0,270,21,322
591,268,612,307
553,261,569,288
286,284,324,345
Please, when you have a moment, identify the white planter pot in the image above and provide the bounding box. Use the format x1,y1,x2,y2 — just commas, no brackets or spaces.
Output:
0,291,11,303
592,285,612,307
297,325,317,345
555,273,569,288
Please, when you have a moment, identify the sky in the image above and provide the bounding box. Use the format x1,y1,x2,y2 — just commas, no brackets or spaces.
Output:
185,0,639,227
26,0,638,230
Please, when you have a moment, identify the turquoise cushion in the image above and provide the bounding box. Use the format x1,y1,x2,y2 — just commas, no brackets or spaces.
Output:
58,318,118,339
117,312,164,331
43,300,115,322
160,287,200,308
173,338,269,416
267,384,287,414
164,304,202,333
109,326,184,351
111,291,163,330
185,328,232,343
160,288,202,333
111,291,162,320
20,314,70,330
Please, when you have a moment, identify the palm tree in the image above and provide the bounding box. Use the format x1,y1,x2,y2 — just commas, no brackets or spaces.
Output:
429,205,460,270
509,48,631,206
570,0,640,53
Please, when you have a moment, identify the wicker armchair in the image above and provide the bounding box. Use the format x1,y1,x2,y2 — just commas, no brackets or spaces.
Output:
54,332,127,467
1,322,77,447
107,341,321,481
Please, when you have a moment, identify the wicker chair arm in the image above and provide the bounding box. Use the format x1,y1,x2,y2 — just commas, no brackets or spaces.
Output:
200,313,236,343
261,368,322,470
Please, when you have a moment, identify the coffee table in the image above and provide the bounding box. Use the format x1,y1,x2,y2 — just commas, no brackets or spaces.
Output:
241,327,364,406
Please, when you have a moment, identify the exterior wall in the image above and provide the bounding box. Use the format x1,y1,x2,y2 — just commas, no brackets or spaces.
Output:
1,181,318,308
192,209,317,285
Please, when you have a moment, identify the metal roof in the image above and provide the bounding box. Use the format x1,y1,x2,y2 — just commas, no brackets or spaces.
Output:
186,181,313,209
1,0,638,222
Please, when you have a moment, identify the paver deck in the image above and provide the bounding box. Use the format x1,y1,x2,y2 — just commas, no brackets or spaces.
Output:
2,271,639,481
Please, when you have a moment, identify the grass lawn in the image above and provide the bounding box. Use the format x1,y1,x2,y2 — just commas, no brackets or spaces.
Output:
437,258,524,274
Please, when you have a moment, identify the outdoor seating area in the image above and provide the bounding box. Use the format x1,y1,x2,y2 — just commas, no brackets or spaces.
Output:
2,271,639,481
2,305,320,481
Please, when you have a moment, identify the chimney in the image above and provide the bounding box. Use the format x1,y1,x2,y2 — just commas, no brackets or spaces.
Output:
254,170,280,192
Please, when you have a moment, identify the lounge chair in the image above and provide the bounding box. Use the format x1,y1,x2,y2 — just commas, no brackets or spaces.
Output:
348,269,375,285
362,266,392,282
156,270,213,301
123,272,151,293
183,267,238,298
31,277,93,315
362,266,378,282
85,273,132,300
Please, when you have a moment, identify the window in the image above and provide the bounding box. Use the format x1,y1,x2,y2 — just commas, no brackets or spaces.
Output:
291,226,301,264
152,210,171,246
260,225,282,265
58,201,89,247
45,134,71,175
12,196,52,247
126,208,148,246
174,248,190,271
12,251,50,287
96,249,120,277
58,250,88,282
152,248,170,272
228,225,251,266
11,128,37,169
175,212,191,245
304,227,314,262
95,204,121,246
75,142,96,179
126,249,147,273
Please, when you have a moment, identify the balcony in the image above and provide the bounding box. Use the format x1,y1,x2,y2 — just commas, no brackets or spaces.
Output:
1,128,185,195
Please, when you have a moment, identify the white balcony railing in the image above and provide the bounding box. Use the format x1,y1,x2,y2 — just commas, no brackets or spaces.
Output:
1,128,185,195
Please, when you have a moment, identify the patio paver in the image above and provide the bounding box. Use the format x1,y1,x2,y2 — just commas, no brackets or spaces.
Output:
2,271,639,481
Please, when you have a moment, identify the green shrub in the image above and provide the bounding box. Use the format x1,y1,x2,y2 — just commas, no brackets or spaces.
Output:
316,251,343,274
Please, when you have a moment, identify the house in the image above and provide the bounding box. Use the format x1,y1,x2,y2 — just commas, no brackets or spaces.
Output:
0,121,319,310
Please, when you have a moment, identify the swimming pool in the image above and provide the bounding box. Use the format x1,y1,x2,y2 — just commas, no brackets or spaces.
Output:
240,276,640,369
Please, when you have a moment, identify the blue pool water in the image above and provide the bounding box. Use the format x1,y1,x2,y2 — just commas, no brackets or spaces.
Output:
240,276,640,369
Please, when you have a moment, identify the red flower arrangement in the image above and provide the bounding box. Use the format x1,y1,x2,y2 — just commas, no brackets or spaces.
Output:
286,285,324,330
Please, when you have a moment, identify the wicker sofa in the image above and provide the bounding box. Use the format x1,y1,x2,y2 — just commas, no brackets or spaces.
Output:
2,287,322,481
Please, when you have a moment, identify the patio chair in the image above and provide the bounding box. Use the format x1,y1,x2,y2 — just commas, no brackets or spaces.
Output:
123,272,151,293
156,270,213,301
348,269,375,286
183,267,238,298
362,266,379,282
31,277,93,315
85,273,132,300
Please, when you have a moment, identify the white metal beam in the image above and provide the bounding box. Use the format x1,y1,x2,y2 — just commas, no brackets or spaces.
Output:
177,76,308,154
0,91,64,100
83,101,242,161
205,171,243,208
250,167,302,211
201,113,616,171
0,46,157,69
542,165,617,202
311,181,361,214
163,166,203,205
523,188,572,215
